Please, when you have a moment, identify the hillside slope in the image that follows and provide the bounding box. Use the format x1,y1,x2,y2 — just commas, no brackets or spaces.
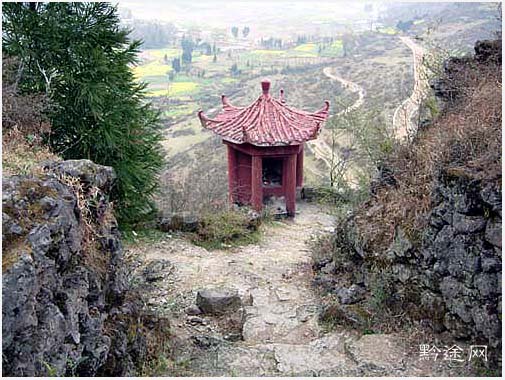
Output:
313,39,501,369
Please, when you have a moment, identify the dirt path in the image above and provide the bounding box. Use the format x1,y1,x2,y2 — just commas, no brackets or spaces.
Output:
392,36,430,140
305,67,365,186
128,202,451,376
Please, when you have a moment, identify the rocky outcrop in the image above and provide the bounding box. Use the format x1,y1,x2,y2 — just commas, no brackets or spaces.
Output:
431,39,501,103
474,39,502,64
315,169,501,354
2,160,151,376
314,39,501,358
419,171,501,347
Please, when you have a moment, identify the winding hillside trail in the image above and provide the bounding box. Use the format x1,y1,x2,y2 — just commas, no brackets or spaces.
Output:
307,36,428,182
305,67,365,184
393,36,429,140
129,202,450,376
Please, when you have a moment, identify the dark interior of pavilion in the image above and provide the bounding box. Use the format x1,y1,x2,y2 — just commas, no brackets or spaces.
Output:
262,158,283,187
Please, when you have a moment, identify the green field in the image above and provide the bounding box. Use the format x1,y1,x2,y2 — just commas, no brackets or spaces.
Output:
162,103,199,118
320,40,344,57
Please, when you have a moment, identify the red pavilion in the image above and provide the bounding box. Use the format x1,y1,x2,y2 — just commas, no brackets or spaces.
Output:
198,79,329,216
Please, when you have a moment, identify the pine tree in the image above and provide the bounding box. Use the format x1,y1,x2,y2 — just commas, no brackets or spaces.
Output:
181,35,194,64
172,57,181,73
2,2,164,229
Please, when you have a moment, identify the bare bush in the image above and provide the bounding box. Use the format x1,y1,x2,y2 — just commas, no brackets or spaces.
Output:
354,51,501,251
2,57,58,176
2,57,51,139
157,158,228,215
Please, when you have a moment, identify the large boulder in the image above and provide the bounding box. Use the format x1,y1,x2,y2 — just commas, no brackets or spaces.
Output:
196,287,242,315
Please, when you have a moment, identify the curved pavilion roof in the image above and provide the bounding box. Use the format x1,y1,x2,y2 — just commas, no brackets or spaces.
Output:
197,80,330,146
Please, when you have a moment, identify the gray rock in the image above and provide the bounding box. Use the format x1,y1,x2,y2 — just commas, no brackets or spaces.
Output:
453,186,483,215
320,261,336,274
223,332,242,342
2,160,146,377
443,313,472,339
246,210,261,230
474,273,499,298
485,218,501,248
452,213,486,234
480,185,502,216
336,284,366,305
429,202,453,228
187,316,206,325
471,305,502,347
392,264,412,283
481,257,501,273
241,291,254,306
186,305,203,315
191,334,222,348
45,159,116,192
196,287,242,315
158,212,199,232
388,227,413,258
142,259,173,282
313,273,336,292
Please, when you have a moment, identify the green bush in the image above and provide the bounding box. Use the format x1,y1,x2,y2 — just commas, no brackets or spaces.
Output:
193,209,260,250
2,2,164,229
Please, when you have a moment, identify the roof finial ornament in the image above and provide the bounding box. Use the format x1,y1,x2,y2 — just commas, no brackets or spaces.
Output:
221,94,231,107
261,79,270,95
279,88,285,103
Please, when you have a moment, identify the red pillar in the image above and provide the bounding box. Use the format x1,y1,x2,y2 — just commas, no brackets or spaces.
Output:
251,155,263,211
227,145,238,203
296,145,304,187
285,154,297,216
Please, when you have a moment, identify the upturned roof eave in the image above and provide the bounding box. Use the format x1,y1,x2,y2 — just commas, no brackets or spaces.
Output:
197,83,330,146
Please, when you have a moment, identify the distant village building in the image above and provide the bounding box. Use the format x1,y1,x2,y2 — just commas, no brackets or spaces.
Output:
198,79,329,216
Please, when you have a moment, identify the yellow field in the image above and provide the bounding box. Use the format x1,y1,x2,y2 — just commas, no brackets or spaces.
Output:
251,49,285,55
377,27,398,35
192,54,214,63
294,43,318,52
221,77,238,84
146,82,199,97
164,103,199,118
145,47,181,59
133,61,172,78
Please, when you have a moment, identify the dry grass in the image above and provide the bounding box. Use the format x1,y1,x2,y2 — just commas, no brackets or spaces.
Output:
354,58,501,251
2,57,60,176
2,127,60,176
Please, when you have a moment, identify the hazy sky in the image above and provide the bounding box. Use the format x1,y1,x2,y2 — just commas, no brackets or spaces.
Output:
118,0,371,24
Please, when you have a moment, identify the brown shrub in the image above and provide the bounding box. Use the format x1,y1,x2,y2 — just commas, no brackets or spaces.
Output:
2,57,58,176
354,58,501,251
2,57,51,137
